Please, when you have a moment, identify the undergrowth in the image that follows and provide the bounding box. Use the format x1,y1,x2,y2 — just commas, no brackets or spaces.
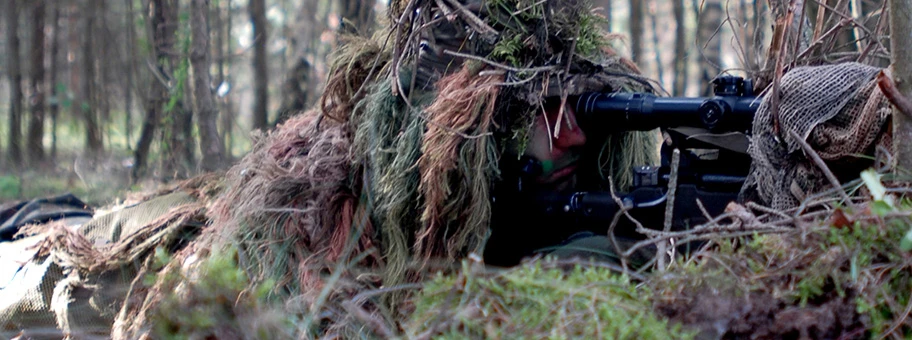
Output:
650,194,912,338
133,174,912,339
149,246,295,339
407,259,691,339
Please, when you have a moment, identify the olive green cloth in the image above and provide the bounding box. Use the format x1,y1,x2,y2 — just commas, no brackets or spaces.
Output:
0,191,198,339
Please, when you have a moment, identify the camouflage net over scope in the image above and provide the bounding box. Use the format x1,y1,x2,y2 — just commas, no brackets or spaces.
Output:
742,62,893,210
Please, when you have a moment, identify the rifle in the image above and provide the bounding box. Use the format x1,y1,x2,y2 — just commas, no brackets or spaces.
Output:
531,76,761,232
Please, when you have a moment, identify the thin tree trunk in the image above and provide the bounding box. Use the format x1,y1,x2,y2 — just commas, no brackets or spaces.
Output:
97,0,111,150
159,0,191,179
629,0,644,64
125,0,137,149
220,0,234,154
82,0,103,155
50,3,61,161
6,0,23,165
673,0,688,95
892,0,912,170
249,0,268,130
27,0,48,165
178,68,196,174
134,0,175,181
605,0,612,30
648,0,664,86
191,0,224,172
738,0,755,73
698,0,723,96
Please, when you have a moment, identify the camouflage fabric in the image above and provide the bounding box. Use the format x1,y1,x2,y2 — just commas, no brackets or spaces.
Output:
0,192,199,338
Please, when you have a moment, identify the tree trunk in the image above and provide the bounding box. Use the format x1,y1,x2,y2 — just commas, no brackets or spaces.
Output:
27,0,48,165
629,0,644,64
125,0,135,149
220,0,235,154
134,0,177,181
892,0,912,171
82,0,103,155
176,67,196,175
697,0,723,96
673,0,688,95
159,0,192,179
605,0,612,30
96,0,111,149
249,0,268,130
50,3,61,161
6,0,23,165
648,0,664,85
191,0,225,172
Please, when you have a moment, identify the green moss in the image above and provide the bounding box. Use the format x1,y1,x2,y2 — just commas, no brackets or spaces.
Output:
407,260,692,339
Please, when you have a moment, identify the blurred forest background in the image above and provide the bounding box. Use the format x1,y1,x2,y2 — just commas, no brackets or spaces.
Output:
0,0,891,204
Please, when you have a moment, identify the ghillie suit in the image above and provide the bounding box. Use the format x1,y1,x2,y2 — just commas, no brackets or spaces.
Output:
109,0,658,338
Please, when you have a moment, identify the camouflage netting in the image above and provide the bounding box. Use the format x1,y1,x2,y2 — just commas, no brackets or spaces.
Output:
742,62,894,209
0,180,216,339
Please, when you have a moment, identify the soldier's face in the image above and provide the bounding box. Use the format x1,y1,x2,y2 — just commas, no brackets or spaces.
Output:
524,99,587,191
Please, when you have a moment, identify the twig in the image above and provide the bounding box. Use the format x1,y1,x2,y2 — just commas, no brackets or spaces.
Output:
746,201,794,221
658,149,681,271
351,28,396,106
145,59,172,89
794,178,862,215
877,70,912,120
857,0,889,63
390,0,420,98
814,0,888,53
768,10,794,138
443,49,559,74
553,24,580,139
722,0,750,71
812,0,827,41
512,0,548,16
796,18,853,60
341,300,396,338
606,177,641,272
696,199,714,220
880,278,912,339
443,0,498,41
787,130,855,208
790,0,808,67
433,0,454,19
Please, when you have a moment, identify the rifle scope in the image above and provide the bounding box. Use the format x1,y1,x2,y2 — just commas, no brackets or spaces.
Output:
574,76,759,133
